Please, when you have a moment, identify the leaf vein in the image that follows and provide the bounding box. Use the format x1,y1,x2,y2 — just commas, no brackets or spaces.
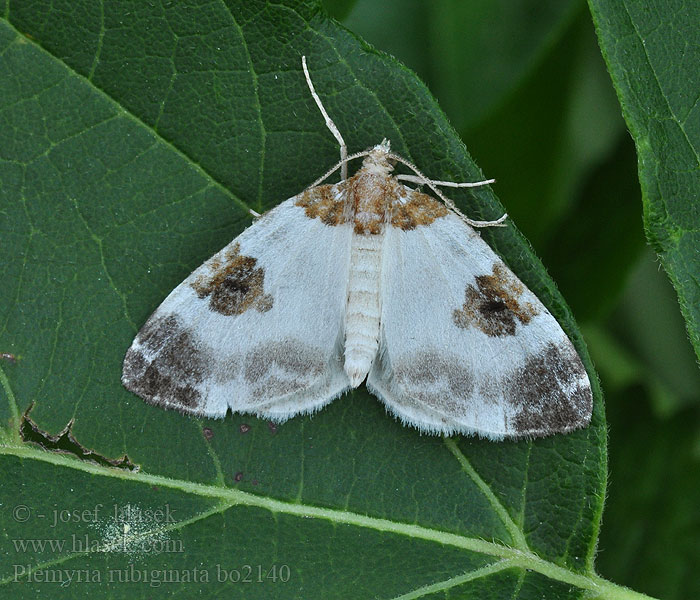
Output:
69,197,138,332
443,438,529,551
387,558,520,600
87,2,104,81
2,20,255,217
0,444,659,600
218,0,267,213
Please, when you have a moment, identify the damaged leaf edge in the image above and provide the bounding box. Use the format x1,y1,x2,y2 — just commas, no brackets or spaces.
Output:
20,404,139,472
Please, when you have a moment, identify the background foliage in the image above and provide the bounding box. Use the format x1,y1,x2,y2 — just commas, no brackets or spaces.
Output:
1,0,698,598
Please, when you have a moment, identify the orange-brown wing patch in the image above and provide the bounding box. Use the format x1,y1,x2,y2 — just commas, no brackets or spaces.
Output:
295,184,346,226
191,243,273,316
390,189,448,231
453,263,539,337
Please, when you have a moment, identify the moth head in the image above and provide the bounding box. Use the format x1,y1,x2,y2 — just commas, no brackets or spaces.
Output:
362,139,394,175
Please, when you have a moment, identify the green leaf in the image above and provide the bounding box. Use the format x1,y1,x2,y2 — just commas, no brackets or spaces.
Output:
588,0,700,362
0,1,650,597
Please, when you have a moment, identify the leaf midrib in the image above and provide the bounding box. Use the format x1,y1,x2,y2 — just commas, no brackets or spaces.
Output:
443,437,529,550
0,443,656,600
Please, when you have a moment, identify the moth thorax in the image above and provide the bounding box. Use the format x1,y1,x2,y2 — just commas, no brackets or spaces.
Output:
344,233,383,387
351,172,396,235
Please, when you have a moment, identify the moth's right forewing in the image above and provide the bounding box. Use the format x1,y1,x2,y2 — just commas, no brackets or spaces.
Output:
369,193,592,439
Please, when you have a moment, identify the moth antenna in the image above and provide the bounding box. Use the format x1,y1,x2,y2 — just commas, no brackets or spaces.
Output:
396,174,496,188
302,56,348,181
387,152,506,228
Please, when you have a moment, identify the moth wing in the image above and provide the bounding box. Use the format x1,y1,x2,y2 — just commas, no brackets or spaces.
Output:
367,191,593,439
122,188,353,420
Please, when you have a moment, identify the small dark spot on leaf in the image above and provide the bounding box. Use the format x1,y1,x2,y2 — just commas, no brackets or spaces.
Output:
234,472,243,482
1,352,17,363
239,423,250,434
268,422,278,434
202,427,214,441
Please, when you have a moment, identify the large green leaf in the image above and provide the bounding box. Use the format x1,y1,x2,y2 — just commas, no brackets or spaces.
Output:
588,0,700,361
0,1,650,597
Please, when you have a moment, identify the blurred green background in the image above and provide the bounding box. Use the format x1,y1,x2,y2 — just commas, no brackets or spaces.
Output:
323,0,700,598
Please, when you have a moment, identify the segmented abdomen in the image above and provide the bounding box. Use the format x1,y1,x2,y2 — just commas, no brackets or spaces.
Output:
344,232,383,387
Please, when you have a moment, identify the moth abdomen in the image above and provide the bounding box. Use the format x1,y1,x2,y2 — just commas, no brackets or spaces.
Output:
344,232,383,387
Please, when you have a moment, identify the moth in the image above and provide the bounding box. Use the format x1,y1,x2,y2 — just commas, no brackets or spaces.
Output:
122,57,593,439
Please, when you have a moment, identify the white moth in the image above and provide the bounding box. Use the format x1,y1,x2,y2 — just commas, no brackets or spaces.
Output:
122,57,592,439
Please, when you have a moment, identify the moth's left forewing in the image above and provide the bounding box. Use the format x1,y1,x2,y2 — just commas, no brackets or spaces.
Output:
368,187,593,439
123,189,354,420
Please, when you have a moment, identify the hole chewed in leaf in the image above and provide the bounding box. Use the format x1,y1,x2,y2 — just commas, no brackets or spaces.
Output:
20,404,139,472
